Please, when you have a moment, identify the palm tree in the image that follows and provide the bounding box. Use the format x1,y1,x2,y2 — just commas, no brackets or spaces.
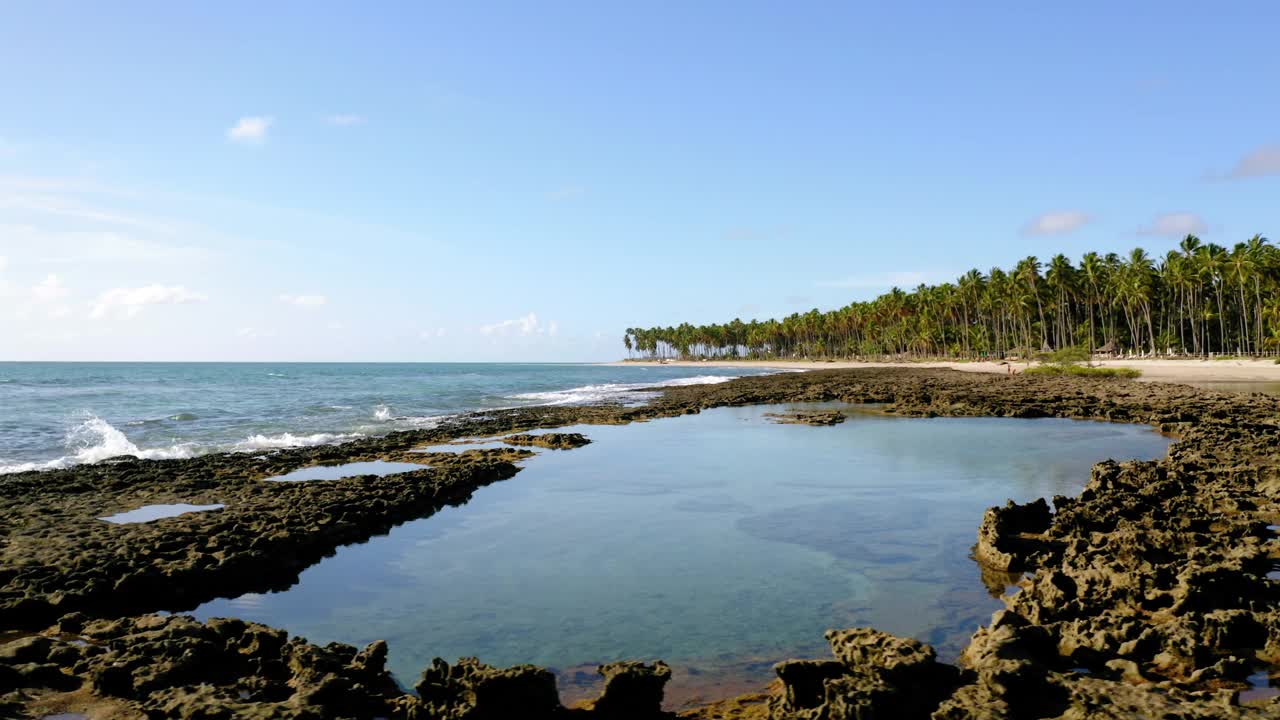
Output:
624,234,1279,362
1015,256,1048,350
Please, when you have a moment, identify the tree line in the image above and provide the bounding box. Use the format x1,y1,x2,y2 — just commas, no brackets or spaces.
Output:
623,234,1280,360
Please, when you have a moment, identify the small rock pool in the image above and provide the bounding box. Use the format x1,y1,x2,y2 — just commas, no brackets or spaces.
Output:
191,403,1171,706
100,503,226,524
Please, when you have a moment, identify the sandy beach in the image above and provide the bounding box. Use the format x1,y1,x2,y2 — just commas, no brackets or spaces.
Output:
611,357,1280,385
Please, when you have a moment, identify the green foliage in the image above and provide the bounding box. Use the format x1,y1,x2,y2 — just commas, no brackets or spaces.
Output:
1039,346,1090,364
1025,365,1142,379
623,233,1279,361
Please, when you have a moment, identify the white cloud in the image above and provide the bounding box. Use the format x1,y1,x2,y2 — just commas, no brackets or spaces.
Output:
817,271,950,289
89,285,207,319
279,294,327,307
237,327,276,339
0,255,7,272
479,312,558,337
227,116,273,143
326,114,366,126
1021,210,1090,236
1137,212,1208,237
419,327,448,340
1227,145,1280,179
31,274,69,302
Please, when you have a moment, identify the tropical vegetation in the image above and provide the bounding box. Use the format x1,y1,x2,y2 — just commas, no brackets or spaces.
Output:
623,234,1280,360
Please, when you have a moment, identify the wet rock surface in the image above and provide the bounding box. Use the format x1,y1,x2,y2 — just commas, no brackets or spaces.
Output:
762,410,846,426
3,368,1280,717
502,432,593,450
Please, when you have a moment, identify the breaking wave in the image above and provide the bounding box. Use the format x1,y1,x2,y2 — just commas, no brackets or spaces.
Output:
231,432,364,452
0,416,362,475
0,415,201,474
507,374,739,406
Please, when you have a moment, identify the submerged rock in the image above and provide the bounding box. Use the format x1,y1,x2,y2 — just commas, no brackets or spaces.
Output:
762,410,846,426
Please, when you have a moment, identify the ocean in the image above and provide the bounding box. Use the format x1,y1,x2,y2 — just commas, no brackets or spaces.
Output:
0,362,771,474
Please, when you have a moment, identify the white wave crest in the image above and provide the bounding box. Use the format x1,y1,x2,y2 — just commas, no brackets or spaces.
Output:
354,413,450,434
232,432,363,452
507,374,739,406
373,405,393,422
0,415,200,475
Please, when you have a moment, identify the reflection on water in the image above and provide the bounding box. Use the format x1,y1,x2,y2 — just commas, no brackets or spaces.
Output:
191,404,1170,705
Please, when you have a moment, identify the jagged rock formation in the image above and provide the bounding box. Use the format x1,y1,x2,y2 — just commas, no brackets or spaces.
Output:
770,628,958,719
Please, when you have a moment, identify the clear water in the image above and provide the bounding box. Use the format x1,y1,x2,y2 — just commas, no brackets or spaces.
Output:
410,439,527,454
262,460,430,483
0,362,770,473
100,503,226,524
190,404,1170,705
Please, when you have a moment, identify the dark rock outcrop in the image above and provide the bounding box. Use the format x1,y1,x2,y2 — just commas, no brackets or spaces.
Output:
770,628,958,719
502,432,593,449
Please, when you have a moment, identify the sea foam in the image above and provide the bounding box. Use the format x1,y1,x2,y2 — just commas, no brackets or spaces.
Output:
507,374,738,406
231,432,364,452
0,415,200,475
0,416,363,475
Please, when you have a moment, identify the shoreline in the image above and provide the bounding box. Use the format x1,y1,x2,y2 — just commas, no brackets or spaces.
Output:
2,368,1279,718
610,357,1280,384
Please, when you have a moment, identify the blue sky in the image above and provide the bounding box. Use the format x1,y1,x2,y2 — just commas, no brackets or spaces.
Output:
1,2,1278,361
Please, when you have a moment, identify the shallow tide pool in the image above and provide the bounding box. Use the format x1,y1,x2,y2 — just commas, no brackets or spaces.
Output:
191,404,1171,705
261,460,429,483
101,503,226,524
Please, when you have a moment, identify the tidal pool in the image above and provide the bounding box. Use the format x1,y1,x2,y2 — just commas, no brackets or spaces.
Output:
261,460,429,482
100,503,225,524
191,404,1170,705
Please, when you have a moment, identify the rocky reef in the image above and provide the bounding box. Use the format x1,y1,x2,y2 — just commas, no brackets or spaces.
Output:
3,368,1280,718
762,410,846,426
502,432,593,450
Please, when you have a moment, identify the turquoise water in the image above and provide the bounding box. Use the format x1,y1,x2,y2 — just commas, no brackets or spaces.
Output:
0,362,769,473
190,404,1171,705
